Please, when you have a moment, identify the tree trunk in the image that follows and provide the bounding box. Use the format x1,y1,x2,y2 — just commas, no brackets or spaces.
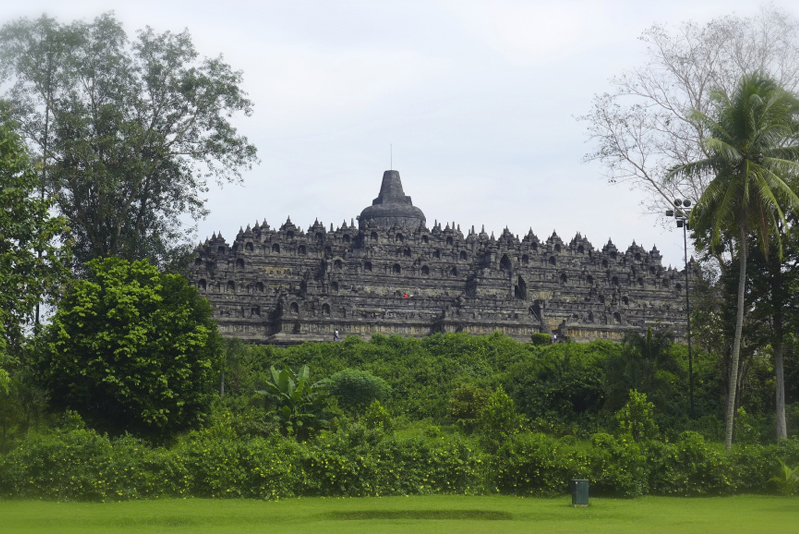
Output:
725,230,747,450
775,342,787,439
769,250,787,440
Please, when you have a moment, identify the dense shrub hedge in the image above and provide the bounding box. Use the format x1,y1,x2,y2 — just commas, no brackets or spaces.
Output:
0,425,484,501
0,430,175,501
2,426,797,501
645,432,732,496
4,333,797,501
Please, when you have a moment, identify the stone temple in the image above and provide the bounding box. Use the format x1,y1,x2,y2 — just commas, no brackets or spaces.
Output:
189,170,689,345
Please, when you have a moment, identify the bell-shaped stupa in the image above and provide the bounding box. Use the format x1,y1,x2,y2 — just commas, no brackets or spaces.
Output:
358,170,426,230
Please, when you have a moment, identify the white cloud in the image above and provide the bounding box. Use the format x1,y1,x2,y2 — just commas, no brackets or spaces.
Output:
443,1,625,66
252,45,447,125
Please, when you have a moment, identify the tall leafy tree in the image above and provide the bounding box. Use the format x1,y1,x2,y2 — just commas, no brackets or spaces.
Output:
689,252,786,436
581,4,799,444
669,73,799,448
0,13,257,268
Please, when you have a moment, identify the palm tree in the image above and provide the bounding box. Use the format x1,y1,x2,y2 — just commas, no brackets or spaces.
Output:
668,73,799,449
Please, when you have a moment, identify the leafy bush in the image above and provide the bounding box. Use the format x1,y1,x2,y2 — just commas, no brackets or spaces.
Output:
208,396,277,438
770,458,799,495
363,400,392,431
4,427,799,501
733,407,763,445
174,432,307,499
291,420,483,497
478,386,522,453
257,365,333,440
9,331,798,501
35,257,222,441
325,368,391,413
371,433,484,496
492,432,574,496
0,429,114,500
604,328,679,413
646,431,733,495
530,333,551,345
255,332,531,423
504,342,610,435
584,433,648,497
777,437,799,465
448,383,490,433
727,443,779,493
0,429,178,501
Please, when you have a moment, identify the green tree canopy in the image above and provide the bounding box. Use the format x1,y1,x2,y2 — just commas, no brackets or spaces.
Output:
35,257,223,440
669,73,799,448
0,13,258,268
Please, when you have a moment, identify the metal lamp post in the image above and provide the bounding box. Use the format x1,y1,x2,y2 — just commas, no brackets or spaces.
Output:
665,199,695,419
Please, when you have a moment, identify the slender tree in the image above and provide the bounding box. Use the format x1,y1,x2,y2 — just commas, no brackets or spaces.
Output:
0,107,69,379
668,73,799,448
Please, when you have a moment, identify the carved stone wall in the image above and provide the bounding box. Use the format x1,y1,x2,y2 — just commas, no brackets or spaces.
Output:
189,171,690,345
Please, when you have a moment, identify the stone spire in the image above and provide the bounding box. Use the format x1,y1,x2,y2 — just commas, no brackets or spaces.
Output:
375,169,411,205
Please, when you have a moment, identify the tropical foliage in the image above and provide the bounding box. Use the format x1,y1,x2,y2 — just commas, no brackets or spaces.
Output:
2,419,798,501
616,390,659,442
1,329,798,500
770,458,799,495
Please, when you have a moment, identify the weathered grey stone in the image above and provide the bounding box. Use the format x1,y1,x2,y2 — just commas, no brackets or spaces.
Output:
189,171,690,345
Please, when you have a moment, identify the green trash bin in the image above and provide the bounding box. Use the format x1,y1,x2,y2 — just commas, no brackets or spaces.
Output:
571,479,589,506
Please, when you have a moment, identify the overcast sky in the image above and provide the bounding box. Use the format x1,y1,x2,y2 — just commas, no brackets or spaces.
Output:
6,0,799,268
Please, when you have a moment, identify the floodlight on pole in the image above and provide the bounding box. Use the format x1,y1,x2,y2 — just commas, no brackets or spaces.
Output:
665,199,695,419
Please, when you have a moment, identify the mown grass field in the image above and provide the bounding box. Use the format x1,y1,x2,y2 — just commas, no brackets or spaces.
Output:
1,494,797,534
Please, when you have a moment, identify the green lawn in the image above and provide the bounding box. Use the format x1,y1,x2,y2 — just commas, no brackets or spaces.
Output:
1,495,797,534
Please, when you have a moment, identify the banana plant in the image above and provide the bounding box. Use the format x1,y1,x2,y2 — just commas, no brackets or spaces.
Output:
257,365,332,440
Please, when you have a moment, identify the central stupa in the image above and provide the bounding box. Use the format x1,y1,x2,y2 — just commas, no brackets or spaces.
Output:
358,170,426,230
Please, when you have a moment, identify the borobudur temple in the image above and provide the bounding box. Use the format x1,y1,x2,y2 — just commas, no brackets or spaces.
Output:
189,170,691,345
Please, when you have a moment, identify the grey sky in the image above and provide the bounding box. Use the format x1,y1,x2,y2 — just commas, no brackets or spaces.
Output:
6,0,799,268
